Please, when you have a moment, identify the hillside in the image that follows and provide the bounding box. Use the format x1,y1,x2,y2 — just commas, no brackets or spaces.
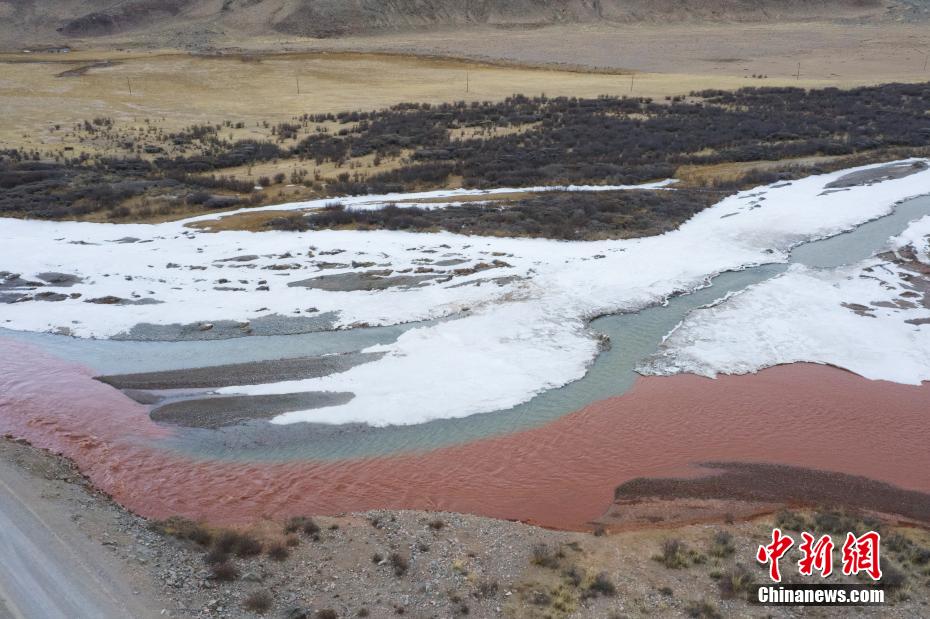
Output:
1,0,926,46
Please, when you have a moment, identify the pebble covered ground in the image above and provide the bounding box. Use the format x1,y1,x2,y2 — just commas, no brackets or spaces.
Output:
4,437,930,619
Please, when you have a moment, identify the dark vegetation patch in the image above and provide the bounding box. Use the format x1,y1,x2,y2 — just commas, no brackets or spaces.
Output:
266,541,290,562
717,564,755,600
301,189,719,240
709,530,735,558
210,561,240,582
4,82,930,224
614,462,930,525
583,572,616,598
285,515,321,538
653,539,705,569
685,599,722,619
243,590,273,613
284,84,930,194
389,552,409,576
149,516,213,547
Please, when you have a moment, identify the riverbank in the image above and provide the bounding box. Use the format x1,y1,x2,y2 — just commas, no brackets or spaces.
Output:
2,436,928,618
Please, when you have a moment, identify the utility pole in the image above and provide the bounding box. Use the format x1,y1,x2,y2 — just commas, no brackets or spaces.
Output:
924,54,928,72
127,78,132,96
630,73,634,93
466,71,469,93
795,62,801,81
296,77,300,95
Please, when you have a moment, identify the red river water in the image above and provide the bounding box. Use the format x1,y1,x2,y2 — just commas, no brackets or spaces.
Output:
1,338,928,530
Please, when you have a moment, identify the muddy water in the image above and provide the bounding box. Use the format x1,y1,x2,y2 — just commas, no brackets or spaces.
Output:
1,345,928,529
1,195,929,527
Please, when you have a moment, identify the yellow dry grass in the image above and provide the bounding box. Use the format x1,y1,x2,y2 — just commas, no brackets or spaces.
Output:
0,49,894,156
409,191,539,204
185,209,299,232
674,156,845,187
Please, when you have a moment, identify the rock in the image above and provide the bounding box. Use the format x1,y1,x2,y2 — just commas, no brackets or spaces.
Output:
199,323,214,331
85,295,125,304
283,608,310,619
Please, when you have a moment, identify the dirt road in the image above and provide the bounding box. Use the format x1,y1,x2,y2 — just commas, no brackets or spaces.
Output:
0,455,160,618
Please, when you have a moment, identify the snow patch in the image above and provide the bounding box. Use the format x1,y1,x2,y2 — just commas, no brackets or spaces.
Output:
2,161,930,425
642,215,930,384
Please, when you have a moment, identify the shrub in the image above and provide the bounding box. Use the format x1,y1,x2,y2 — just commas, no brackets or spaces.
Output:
911,547,930,566
186,527,212,546
213,530,240,553
685,599,721,619
718,564,755,600
654,539,689,569
285,516,321,537
212,530,263,557
531,543,562,569
428,519,445,530
474,579,499,598
266,542,290,562
813,508,880,536
243,590,272,613
563,566,582,587
390,552,409,576
203,548,229,565
234,535,263,558
774,510,809,531
316,610,338,619
305,189,718,241
150,516,212,547
709,530,735,557
211,561,239,581
884,532,912,554
880,563,907,592
584,572,616,597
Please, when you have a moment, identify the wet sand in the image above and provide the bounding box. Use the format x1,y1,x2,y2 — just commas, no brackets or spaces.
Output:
149,392,355,429
97,351,382,390
604,462,930,529
1,338,928,530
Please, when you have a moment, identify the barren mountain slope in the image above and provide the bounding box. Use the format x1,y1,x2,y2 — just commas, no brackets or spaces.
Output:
3,0,924,44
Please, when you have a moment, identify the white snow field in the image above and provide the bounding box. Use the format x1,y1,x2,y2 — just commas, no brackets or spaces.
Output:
1,160,929,425
641,214,930,385
180,179,678,224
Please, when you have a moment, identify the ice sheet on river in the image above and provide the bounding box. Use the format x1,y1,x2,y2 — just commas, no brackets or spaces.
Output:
641,215,930,384
2,160,929,425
